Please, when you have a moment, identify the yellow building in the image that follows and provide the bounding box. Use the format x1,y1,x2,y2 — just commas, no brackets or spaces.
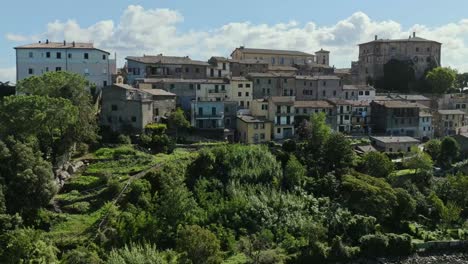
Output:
229,77,253,109
434,109,466,137
237,115,272,144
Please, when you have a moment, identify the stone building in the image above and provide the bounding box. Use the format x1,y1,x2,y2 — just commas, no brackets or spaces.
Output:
229,77,253,109
293,100,333,125
352,33,441,84
251,96,295,140
100,84,175,132
229,59,269,77
371,100,421,137
15,40,113,88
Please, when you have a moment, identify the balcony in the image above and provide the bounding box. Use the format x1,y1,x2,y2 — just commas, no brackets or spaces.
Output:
208,89,227,94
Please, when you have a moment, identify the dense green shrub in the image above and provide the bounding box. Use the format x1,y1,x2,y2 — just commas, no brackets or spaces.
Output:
359,234,389,257
386,233,413,256
63,201,91,214
117,134,131,145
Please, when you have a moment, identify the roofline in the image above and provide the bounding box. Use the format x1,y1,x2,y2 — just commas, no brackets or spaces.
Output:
358,39,442,46
125,56,208,66
14,46,110,54
230,47,314,57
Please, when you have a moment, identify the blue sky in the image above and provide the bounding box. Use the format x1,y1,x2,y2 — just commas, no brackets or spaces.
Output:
2,0,468,82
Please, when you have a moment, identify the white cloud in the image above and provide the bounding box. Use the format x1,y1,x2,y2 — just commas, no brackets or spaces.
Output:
0,67,16,83
6,5,468,72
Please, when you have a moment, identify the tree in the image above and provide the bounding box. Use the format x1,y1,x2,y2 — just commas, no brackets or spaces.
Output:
0,228,58,263
439,137,460,167
0,95,78,162
424,139,441,162
382,59,415,93
323,132,355,175
426,67,457,95
16,71,98,144
61,246,102,264
107,243,178,264
0,138,57,221
283,155,306,190
361,151,394,178
455,72,468,90
168,108,190,139
403,146,433,174
176,225,222,264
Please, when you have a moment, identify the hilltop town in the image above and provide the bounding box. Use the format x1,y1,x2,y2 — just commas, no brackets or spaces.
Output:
0,32,467,263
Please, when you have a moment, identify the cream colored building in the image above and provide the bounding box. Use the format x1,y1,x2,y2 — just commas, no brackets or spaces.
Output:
434,109,466,137
237,115,272,144
231,47,315,66
371,136,420,153
252,96,295,140
229,77,253,109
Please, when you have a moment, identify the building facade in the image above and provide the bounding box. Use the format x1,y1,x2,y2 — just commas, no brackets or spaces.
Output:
229,77,253,109
101,84,175,132
237,115,272,144
353,33,441,84
15,41,112,88
371,136,420,153
231,47,315,66
371,101,421,137
433,109,466,137
126,55,208,84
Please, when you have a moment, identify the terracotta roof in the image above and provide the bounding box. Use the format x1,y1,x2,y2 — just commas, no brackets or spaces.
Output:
360,36,441,45
343,84,376,91
210,56,229,62
270,96,295,104
141,89,175,96
327,99,354,105
372,100,421,108
126,55,209,66
112,83,138,91
237,115,271,123
229,58,269,64
137,78,226,84
437,109,466,115
348,100,371,107
371,136,420,144
294,100,332,108
15,42,110,54
231,47,314,57
316,48,330,53
268,66,298,71
230,76,250,81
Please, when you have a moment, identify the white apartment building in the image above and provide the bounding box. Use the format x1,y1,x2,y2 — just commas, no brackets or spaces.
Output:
15,40,112,88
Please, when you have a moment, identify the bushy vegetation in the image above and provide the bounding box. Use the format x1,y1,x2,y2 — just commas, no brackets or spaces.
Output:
0,73,467,263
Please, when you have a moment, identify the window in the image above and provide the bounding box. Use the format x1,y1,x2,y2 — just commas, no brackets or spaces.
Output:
261,104,268,110
45,67,49,72
222,63,226,70
359,91,364,96
107,116,112,123
221,85,225,91
170,84,175,89
102,54,106,60
416,47,420,52
268,79,271,84
272,58,276,64
111,105,118,111
246,92,249,96
254,123,259,129
28,52,33,58
211,107,216,116
365,91,370,96
284,78,287,83
196,68,200,73
280,57,284,64
46,52,51,58
240,101,244,107
238,84,243,88
333,91,337,96
344,115,350,120
131,116,137,122
238,92,242,97
277,128,281,134
103,81,107,86
456,104,460,109
55,67,62,72
189,84,194,90
260,133,265,139
84,53,89,59
323,81,326,86
55,52,61,59
286,106,291,113
303,109,307,114
322,90,326,96
256,79,260,84
68,53,72,59
28,68,34,74
246,83,251,88
185,67,189,73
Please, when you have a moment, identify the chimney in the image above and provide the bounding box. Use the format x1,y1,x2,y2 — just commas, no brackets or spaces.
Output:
375,35,378,40
46,39,49,44
240,46,245,49
63,40,66,46
72,41,75,47
413,32,416,38
38,41,41,43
